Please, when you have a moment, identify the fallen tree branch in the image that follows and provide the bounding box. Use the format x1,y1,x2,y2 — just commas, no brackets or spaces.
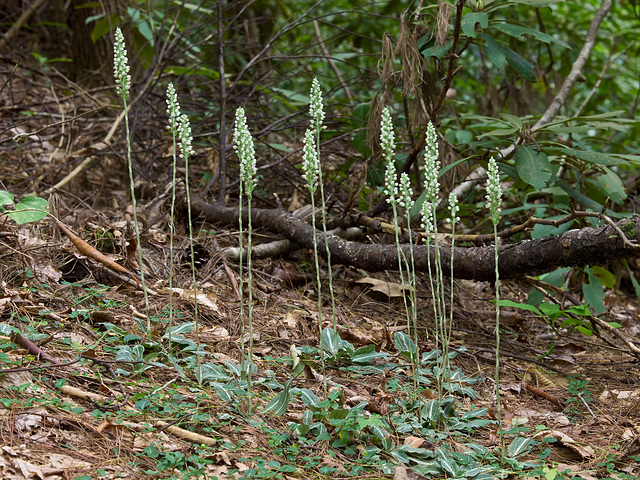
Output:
189,195,640,282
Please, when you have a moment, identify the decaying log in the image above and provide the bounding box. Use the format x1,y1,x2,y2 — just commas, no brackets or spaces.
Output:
189,195,640,282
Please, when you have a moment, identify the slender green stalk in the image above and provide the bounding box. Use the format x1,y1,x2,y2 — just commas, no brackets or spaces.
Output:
179,112,201,383
444,192,460,391
113,27,151,330
420,121,447,400
165,83,180,342
233,107,258,409
309,79,338,344
398,172,420,403
380,107,411,332
486,156,504,455
302,126,327,397
399,173,418,340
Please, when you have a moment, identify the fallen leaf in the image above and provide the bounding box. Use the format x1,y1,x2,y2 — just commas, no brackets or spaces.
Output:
355,277,410,298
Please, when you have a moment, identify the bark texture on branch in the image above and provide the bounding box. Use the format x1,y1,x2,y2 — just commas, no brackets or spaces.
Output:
190,196,640,282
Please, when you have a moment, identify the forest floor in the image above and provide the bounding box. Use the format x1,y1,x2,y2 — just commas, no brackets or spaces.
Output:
1,58,639,480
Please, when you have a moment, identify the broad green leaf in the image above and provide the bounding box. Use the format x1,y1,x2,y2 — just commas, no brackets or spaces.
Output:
461,407,488,420
461,12,488,38
8,196,49,225
0,191,14,206
0,323,14,335
562,148,629,166
476,125,519,139
596,167,626,204
435,447,458,476
264,379,292,416
270,87,309,106
115,345,137,362
321,328,353,357
556,181,606,212
128,7,154,46
370,424,389,441
500,113,524,130
167,66,220,81
514,146,551,189
494,23,570,49
583,267,606,315
501,45,536,82
531,215,573,239
90,15,121,43
266,143,290,152
421,40,452,60
478,33,505,68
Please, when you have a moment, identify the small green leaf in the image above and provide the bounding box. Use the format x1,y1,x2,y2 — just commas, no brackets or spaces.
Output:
514,146,551,189
591,266,615,289
422,399,441,422
294,388,320,408
476,126,519,140
597,167,626,204
461,12,488,38
622,259,640,300
508,437,534,457
128,7,154,46
394,331,418,362
583,267,606,315
211,383,233,402
496,299,542,316
163,322,194,337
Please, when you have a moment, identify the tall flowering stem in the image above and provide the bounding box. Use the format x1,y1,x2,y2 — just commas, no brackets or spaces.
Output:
176,111,202,382
308,79,338,343
381,108,414,367
302,124,327,396
421,121,447,398
113,27,150,330
486,156,504,453
165,83,180,342
233,107,257,408
443,192,460,391
398,173,418,340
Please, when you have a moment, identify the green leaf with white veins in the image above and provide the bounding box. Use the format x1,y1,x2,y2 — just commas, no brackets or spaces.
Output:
264,379,292,416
